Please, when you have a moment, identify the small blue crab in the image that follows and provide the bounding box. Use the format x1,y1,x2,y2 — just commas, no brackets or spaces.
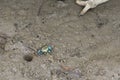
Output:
37,45,53,55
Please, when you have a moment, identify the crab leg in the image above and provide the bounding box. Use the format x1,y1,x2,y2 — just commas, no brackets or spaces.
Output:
76,0,87,6
80,4,91,15
76,0,109,15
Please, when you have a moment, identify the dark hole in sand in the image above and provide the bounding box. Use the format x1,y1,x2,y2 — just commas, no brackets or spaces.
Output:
23,55,33,62
57,0,65,2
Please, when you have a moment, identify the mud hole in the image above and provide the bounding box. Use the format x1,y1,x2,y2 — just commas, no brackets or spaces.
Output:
0,0,120,80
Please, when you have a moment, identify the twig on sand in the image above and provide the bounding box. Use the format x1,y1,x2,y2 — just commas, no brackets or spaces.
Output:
37,0,46,16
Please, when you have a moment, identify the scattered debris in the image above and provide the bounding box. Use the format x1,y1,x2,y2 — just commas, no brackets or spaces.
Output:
60,64,74,71
68,68,83,78
60,64,83,78
51,67,82,80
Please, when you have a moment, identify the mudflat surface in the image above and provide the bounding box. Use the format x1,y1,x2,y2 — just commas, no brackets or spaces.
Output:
0,0,120,80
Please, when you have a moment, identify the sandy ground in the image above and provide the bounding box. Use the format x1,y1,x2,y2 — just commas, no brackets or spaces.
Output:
0,0,120,80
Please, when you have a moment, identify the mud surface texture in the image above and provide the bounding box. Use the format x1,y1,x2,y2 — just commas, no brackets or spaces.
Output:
0,0,120,80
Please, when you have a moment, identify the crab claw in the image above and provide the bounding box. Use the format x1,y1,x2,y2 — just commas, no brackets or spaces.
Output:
76,0,109,15
80,4,91,15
